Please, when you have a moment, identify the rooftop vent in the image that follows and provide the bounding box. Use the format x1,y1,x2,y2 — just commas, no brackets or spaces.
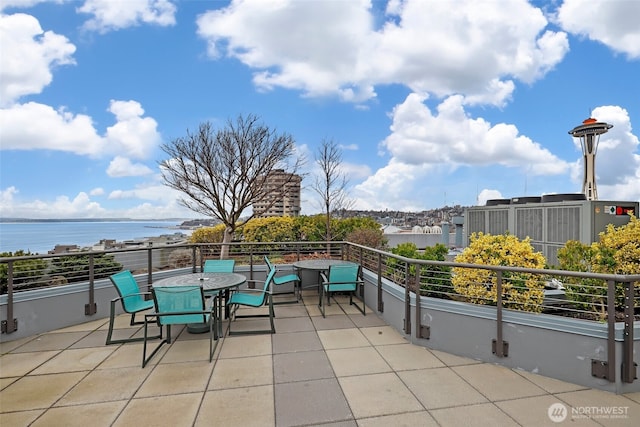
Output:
511,196,542,204
485,199,511,206
541,193,587,203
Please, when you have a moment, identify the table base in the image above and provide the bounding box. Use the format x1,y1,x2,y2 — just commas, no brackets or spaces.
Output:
187,323,210,334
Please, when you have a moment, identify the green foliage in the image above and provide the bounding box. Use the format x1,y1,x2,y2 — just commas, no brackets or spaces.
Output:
386,243,451,297
345,227,387,249
452,233,546,312
0,250,49,294
49,253,122,284
293,215,328,241
332,217,381,241
557,215,640,319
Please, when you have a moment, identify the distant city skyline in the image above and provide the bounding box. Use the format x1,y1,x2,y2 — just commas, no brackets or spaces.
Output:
1,1,639,220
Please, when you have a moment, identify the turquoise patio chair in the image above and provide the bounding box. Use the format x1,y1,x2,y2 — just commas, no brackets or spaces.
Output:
203,258,237,321
319,263,366,318
106,270,160,345
264,255,300,304
227,266,276,335
203,259,235,273
142,285,218,367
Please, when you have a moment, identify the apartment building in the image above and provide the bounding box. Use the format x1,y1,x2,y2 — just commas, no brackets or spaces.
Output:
253,169,302,217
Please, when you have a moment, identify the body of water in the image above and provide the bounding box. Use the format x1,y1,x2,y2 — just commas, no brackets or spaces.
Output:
0,220,191,254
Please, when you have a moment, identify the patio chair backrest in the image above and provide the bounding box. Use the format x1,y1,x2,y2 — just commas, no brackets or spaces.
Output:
327,264,360,291
204,259,235,273
251,265,277,306
109,270,149,313
152,285,207,325
264,256,274,271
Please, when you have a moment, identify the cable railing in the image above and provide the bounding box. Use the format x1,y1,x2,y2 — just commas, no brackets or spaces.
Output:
1,240,638,384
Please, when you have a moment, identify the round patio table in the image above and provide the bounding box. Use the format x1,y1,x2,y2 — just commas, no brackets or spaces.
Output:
292,259,357,271
152,272,246,335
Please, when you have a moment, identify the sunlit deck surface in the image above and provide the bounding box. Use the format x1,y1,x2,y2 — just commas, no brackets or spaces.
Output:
2,289,639,427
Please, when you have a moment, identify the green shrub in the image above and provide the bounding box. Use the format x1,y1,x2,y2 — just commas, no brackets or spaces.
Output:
0,250,49,294
557,215,640,319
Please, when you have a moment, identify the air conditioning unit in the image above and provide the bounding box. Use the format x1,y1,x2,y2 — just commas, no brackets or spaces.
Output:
464,194,638,266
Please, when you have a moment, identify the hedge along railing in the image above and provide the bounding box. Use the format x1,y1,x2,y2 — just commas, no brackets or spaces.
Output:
2,241,639,384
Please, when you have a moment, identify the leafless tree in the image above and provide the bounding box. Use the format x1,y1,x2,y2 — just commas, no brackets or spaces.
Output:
312,139,353,243
160,114,304,257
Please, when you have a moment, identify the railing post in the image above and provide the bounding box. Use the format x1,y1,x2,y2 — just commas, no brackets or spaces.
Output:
250,246,254,282
357,246,365,298
622,280,637,383
1,261,18,334
147,244,154,287
85,254,97,315
404,262,411,335
492,270,508,357
592,279,617,381
377,253,383,312
414,263,429,339
192,245,198,273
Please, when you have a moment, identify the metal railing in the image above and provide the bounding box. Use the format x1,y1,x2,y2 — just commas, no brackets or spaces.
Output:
1,240,638,383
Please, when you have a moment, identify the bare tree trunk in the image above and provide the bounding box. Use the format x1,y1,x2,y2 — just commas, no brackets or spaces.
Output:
221,226,233,259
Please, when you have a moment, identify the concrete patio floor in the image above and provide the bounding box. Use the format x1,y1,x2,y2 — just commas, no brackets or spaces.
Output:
1,289,639,427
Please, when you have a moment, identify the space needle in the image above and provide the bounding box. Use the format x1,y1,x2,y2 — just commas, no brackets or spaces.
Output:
568,117,613,201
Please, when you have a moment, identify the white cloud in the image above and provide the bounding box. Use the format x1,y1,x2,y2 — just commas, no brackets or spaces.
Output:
351,160,433,211
349,93,576,211
557,0,640,59
108,183,181,203
197,0,568,106
477,189,504,206
0,102,105,155
106,156,153,177
0,186,196,219
0,99,161,159
351,98,640,211
89,187,104,196
381,93,569,173
0,0,69,13
0,13,76,106
0,190,107,219
78,0,177,33
0,186,19,206
104,100,161,159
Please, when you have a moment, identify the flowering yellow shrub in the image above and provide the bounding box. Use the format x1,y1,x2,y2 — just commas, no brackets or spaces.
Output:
452,233,546,312
241,217,296,242
558,215,639,317
189,224,226,243
595,215,640,275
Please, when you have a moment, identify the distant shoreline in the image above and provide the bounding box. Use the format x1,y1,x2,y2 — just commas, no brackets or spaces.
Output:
0,218,189,223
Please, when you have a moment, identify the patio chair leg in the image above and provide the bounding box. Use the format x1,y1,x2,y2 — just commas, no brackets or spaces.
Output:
142,320,169,368
106,300,162,345
318,286,326,318
208,317,219,362
269,296,276,334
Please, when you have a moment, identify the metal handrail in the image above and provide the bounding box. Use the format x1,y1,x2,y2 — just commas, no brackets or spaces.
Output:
1,240,638,383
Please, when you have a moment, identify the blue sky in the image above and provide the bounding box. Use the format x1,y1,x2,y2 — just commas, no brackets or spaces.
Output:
1,0,639,220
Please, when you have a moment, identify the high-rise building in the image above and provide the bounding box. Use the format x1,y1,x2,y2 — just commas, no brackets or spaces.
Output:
253,169,302,217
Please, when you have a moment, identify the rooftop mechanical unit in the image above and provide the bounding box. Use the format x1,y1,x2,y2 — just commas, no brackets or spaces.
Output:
464,194,638,266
